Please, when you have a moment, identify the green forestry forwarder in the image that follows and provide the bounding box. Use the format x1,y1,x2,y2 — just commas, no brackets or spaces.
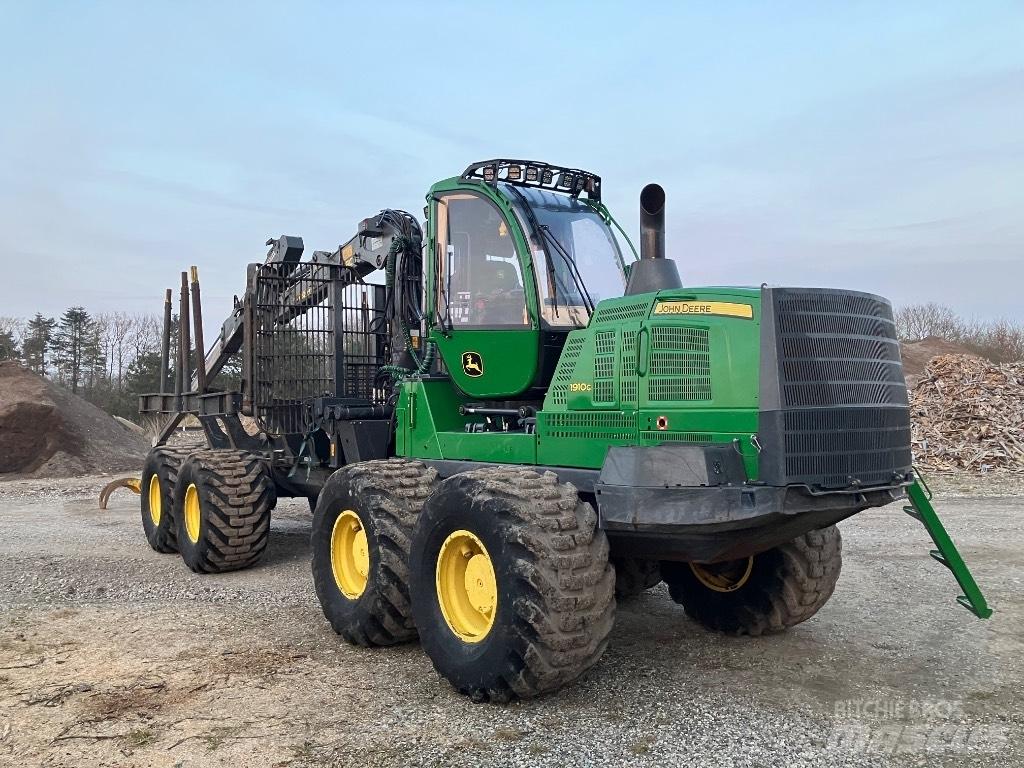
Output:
122,159,989,702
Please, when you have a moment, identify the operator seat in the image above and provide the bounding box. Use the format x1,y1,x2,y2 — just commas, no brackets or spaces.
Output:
449,257,524,325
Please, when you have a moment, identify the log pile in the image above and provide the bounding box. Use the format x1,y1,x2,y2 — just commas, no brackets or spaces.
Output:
910,354,1024,472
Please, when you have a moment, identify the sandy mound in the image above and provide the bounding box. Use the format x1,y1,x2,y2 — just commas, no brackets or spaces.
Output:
901,336,978,387
0,362,149,478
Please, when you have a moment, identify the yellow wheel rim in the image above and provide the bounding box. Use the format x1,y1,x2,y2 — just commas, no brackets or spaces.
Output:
183,483,201,544
435,530,497,643
690,557,755,593
331,510,369,599
148,474,162,526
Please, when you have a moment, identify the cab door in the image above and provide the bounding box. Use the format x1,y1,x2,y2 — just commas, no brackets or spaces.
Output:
429,190,541,399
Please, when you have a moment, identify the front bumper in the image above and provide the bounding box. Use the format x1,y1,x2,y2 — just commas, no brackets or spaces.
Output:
595,444,908,562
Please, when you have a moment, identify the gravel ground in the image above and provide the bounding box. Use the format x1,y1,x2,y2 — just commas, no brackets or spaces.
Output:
0,473,1021,767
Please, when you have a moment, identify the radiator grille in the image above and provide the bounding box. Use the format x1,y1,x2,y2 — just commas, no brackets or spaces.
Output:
647,326,712,402
760,287,911,489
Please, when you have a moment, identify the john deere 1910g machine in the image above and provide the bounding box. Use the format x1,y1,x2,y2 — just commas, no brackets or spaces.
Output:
130,159,990,701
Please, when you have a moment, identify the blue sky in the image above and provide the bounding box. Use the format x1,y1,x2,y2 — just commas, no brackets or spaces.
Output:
1,1,1021,324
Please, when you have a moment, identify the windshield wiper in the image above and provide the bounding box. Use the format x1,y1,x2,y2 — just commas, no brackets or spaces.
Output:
505,186,596,319
538,224,596,317
506,186,563,318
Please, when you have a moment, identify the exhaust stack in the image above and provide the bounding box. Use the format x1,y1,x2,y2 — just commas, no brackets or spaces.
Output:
625,183,682,295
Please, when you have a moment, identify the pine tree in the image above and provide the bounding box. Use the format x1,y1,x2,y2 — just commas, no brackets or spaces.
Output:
0,329,17,361
51,307,97,394
22,314,56,374
125,350,164,396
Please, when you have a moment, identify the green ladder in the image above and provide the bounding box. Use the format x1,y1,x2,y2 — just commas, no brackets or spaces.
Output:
904,472,993,619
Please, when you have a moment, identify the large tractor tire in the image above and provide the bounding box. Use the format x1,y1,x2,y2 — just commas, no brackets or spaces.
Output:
662,526,842,636
612,557,662,598
311,459,438,646
409,468,616,703
172,450,276,574
140,446,194,554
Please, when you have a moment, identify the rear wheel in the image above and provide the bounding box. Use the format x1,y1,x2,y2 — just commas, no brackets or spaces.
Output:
409,468,616,702
173,450,276,573
612,557,662,598
662,526,842,636
140,446,193,554
312,459,438,646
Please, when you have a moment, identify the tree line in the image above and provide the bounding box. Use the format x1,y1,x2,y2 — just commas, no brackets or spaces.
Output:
894,303,1024,363
0,308,174,419
1,302,1019,422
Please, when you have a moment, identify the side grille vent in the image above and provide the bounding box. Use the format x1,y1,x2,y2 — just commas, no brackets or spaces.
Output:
548,334,585,407
642,431,712,443
592,330,616,404
592,301,649,323
647,326,712,402
542,411,633,440
620,330,638,406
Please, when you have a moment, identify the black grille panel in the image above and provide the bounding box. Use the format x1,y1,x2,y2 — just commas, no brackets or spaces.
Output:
782,407,912,487
777,293,889,316
778,310,895,337
782,381,907,407
759,287,912,490
780,336,900,368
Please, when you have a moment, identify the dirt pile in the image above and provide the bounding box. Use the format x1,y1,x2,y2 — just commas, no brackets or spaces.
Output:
901,336,978,387
910,354,1024,472
0,362,149,477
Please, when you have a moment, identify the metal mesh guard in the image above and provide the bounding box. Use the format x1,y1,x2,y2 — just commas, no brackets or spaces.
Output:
253,263,388,436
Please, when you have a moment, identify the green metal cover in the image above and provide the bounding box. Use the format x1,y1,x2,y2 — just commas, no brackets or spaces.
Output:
399,287,763,478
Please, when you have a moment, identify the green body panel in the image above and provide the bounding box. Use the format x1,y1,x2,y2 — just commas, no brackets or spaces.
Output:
395,379,537,464
399,280,765,479
535,287,762,474
431,329,539,399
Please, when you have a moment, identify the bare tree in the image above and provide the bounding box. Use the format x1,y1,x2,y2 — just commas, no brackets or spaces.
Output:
894,303,963,341
98,312,135,391
130,313,162,360
971,318,1024,364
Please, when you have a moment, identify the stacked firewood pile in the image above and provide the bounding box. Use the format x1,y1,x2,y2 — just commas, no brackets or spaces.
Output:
910,354,1024,472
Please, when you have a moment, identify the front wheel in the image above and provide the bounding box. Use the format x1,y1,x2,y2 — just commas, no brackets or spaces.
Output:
409,468,616,703
662,525,842,636
311,459,437,646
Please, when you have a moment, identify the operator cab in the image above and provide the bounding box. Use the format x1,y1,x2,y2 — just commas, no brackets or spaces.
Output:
428,160,628,400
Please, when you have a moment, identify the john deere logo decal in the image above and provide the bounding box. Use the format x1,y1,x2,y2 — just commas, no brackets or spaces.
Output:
462,351,484,377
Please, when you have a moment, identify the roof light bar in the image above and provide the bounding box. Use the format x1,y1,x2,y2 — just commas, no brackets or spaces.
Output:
460,159,602,202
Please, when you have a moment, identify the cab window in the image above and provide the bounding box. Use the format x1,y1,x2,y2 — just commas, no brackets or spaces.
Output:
436,193,528,327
